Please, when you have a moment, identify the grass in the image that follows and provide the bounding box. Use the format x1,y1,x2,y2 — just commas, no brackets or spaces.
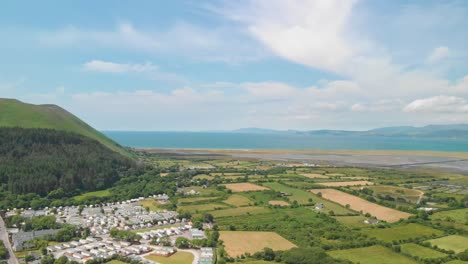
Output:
328,245,417,264
362,223,444,243
333,215,368,227
145,251,194,264
400,243,447,259
211,206,271,218
178,203,228,212
262,182,316,204
263,182,353,215
220,231,296,257
106,260,128,264
426,235,468,253
431,208,468,225
224,194,252,206
178,196,220,204
74,189,111,201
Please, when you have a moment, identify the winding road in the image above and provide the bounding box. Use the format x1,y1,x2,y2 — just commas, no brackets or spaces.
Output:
0,216,18,264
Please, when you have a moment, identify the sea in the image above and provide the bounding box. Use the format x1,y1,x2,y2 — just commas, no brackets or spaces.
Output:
103,131,468,152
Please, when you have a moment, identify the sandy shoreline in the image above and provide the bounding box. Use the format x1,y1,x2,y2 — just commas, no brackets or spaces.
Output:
138,148,468,174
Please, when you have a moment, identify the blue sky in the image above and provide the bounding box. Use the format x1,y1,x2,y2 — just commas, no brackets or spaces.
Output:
1,0,468,131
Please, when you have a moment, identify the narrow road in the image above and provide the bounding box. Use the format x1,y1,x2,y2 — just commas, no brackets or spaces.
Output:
0,216,18,264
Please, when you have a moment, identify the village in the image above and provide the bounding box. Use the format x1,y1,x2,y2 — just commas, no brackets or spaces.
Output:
2,194,213,264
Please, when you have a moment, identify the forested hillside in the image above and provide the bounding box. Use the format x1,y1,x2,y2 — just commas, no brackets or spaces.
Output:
0,127,137,195
0,98,128,156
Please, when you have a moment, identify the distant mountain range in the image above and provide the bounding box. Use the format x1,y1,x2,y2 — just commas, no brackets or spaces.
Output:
230,124,468,139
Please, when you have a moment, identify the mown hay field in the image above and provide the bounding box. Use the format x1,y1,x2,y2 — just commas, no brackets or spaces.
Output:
220,231,296,257
310,189,412,222
318,181,374,187
224,183,269,192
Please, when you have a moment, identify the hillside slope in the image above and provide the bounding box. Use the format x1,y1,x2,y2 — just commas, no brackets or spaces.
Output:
0,98,128,155
0,127,136,195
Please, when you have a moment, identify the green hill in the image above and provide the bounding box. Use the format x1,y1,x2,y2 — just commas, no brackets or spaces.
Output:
0,98,128,156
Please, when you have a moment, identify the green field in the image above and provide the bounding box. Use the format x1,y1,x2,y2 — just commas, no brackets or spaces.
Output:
362,223,444,242
431,208,468,225
106,260,128,264
145,252,194,264
426,235,468,253
224,194,252,206
211,206,271,218
329,245,417,264
74,189,111,201
333,215,368,227
178,196,220,204
400,243,447,259
178,203,228,212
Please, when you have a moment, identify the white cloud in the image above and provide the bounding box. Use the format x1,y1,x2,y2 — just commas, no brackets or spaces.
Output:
404,95,468,113
427,46,449,64
82,60,183,83
83,60,158,73
40,22,267,63
221,0,361,73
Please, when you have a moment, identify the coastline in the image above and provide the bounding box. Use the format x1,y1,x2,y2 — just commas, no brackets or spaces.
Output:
136,148,468,174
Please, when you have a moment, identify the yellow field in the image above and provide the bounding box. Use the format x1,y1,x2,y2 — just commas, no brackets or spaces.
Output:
224,183,269,192
268,200,289,206
220,231,296,257
318,181,374,187
224,194,252,206
310,189,412,222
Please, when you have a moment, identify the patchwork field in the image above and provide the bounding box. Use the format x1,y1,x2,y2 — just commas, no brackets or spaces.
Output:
268,200,289,206
223,194,252,206
300,173,329,179
211,206,270,218
225,183,269,192
362,223,444,242
400,243,447,259
318,181,374,187
145,251,194,264
426,235,468,253
328,245,417,264
264,182,354,214
219,231,296,257
310,189,412,222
